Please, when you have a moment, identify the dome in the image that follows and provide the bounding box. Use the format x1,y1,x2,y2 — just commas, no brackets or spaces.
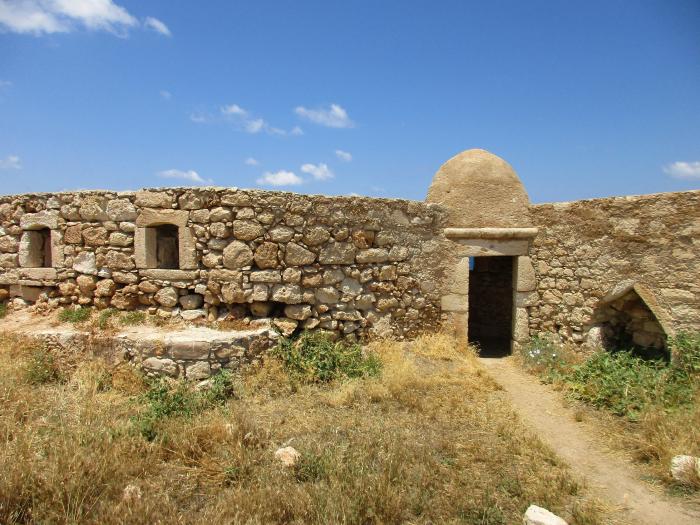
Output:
426,149,531,228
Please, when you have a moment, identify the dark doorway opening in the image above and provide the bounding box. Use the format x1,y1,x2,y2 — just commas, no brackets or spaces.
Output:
155,224,179,269
468,256,513,357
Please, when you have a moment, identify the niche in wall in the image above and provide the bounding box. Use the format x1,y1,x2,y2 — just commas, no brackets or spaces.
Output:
154,224,179,269
134,209,196,271
588,287,668,360
18,211,63,271
20,228,52,268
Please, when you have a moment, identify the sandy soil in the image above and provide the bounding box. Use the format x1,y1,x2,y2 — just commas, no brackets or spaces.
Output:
480,356,700,525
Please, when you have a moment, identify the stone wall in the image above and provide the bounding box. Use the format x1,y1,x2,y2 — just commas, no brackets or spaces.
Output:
0,180,698,355
527,190,700,348
0,187,452,341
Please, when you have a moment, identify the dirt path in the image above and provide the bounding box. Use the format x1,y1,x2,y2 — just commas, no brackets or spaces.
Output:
480,356,700,525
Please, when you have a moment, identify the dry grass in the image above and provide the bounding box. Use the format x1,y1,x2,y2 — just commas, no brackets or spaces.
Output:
574,395,700,494
0,332,613,524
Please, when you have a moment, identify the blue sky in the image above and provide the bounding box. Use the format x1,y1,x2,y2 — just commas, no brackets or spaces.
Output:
1,0,699,202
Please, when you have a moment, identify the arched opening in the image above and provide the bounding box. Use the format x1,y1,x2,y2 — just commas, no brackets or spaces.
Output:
155,224,179,269
22,228,52,268
588,288,668,360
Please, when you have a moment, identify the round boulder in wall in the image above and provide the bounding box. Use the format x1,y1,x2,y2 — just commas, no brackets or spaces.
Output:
426,149,531,227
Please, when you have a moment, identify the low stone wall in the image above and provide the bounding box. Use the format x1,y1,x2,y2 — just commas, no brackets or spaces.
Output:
26,321,279,380
0,188,452,341
528,190,700,346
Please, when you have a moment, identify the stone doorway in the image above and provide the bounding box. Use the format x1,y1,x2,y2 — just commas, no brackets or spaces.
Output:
468,256,514,357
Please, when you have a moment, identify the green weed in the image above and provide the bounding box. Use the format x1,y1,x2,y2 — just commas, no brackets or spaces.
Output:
523,332,700,421
58,307,92,324
272,331,381,384
133,371,239,441
0,303,7,319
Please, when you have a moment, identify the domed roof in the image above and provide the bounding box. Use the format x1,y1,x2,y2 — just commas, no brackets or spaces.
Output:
426,149,531,228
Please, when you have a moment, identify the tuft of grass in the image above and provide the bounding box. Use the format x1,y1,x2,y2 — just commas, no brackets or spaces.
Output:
58,307,92,324
121,311,147,326
0,302,7,319
272,331,381,384
293,450,330,483
97,308,118,329
24,347,62,385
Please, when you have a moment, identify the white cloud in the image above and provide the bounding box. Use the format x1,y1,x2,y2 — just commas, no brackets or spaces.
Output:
245,118,265,134
189,112,209,123
256,170,303,187
0,154,21,170
221,103,247,117
144,16,169,36
335,149,352,162
0,80,12,88
160,89,171,100
663,161,700,180
294,103,353,128
0,1,169,37
244,157,259,166
157,169,212,185
301,162,334,181
195,104,303,136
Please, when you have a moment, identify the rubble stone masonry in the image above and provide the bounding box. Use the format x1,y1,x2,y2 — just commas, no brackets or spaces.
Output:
0,151,698,355
0,188,453,341
528,190,700,346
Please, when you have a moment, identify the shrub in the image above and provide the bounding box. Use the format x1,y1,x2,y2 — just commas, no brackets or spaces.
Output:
58,307,92,324
24,347,61,385
272,331,381,384
565,351,671,420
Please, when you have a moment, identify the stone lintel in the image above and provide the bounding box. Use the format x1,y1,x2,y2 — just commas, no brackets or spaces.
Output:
456,239,530,257
135,208,188,228
444,227,538,240
20,211,60,230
